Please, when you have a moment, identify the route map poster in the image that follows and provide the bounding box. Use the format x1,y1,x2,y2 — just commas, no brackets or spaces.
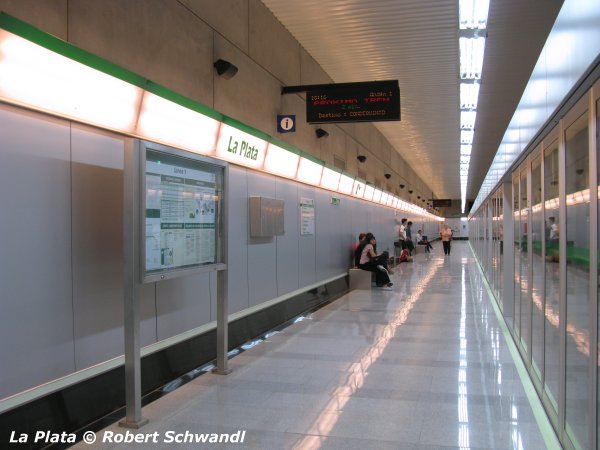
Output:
145,150,220,274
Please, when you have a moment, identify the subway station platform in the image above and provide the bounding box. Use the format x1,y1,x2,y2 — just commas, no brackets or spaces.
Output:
74,242,559,450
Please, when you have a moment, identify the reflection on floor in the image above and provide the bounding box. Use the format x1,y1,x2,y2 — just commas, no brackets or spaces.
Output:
72,242,557,450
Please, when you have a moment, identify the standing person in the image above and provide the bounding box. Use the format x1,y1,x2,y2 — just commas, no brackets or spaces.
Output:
406,221,415,255
398,218,407,249
416,229,432,253
357,233,393,287
440,224,453,255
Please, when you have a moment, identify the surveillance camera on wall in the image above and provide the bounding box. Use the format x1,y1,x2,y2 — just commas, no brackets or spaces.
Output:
315,128,329,138
357,155,367,163
213,59,238,79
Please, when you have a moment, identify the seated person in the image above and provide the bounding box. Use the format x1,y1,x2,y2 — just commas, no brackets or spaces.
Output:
356,233,393,287
352,232,366,268
416,229,433,253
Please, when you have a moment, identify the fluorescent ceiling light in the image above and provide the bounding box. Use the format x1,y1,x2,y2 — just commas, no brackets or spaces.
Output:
459,37,485,79
264,144,300,178
296,157,323,185
460,82,480,109
338,174,355,195
138,92,221,154
460,145,472,156
459,0,490,30
364,184,375,201
380,192,389,205
461,130,474,144
320,167,341,191
460,111,477,129
0,30,142,132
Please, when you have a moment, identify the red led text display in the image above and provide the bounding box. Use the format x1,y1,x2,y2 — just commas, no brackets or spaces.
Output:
306,82,400,124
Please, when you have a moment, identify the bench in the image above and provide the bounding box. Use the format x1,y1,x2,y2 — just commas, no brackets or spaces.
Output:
414,242,428,254
349,268,372,290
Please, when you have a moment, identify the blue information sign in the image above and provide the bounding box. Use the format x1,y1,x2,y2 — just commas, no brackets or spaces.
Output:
277,115,296,133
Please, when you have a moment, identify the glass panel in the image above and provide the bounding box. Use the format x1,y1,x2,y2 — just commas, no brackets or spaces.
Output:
520,168,530,352
487,203,492,276
544,138,560,411
596,97,600,450
564,111,589,450
492,196,499,295
498,189,504,305
531,155,544,379
514,178,521,336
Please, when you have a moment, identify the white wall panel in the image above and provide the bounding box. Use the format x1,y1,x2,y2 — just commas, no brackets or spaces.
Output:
156,273,212,340
315,189,333,278
247,171,278,306
71,125,126,369
298,185,317,286
0,105,74,399
275,178,300,296
225,166,250,314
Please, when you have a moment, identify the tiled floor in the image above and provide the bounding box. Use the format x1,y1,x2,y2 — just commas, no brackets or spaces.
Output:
74,242,559,449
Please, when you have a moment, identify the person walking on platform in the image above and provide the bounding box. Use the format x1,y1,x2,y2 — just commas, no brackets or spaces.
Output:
441,224,453,255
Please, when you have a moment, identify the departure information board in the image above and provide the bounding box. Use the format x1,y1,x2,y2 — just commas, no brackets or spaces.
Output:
306,81,400,124
144,149,223,278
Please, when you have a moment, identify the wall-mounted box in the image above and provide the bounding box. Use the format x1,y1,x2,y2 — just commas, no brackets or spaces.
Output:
249,197,284,237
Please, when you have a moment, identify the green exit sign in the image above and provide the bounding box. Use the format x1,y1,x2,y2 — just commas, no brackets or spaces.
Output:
331,197,341,206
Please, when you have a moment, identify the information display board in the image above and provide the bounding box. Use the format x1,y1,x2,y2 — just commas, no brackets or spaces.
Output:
306,81,400,124
143,146,225,281
432,199,452,208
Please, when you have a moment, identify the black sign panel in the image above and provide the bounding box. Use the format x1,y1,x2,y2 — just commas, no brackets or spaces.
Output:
306,81,400,124
432,199,452,208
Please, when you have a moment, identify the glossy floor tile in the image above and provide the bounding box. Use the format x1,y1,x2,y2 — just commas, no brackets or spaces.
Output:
72,242,558,449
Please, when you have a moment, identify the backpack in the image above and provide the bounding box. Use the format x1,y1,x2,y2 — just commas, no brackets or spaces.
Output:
399,249,412,263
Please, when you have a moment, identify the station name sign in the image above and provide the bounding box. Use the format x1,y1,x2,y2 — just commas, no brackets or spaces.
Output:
306,80,400,124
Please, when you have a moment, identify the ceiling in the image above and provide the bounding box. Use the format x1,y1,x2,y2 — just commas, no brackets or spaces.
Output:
261,0,563,206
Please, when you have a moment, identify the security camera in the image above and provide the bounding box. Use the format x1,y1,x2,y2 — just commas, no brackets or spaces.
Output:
384,173,391,179
357,155,367,163
408,190,413,194
213,59,238,79
315,128,329,139
399,184,405,189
